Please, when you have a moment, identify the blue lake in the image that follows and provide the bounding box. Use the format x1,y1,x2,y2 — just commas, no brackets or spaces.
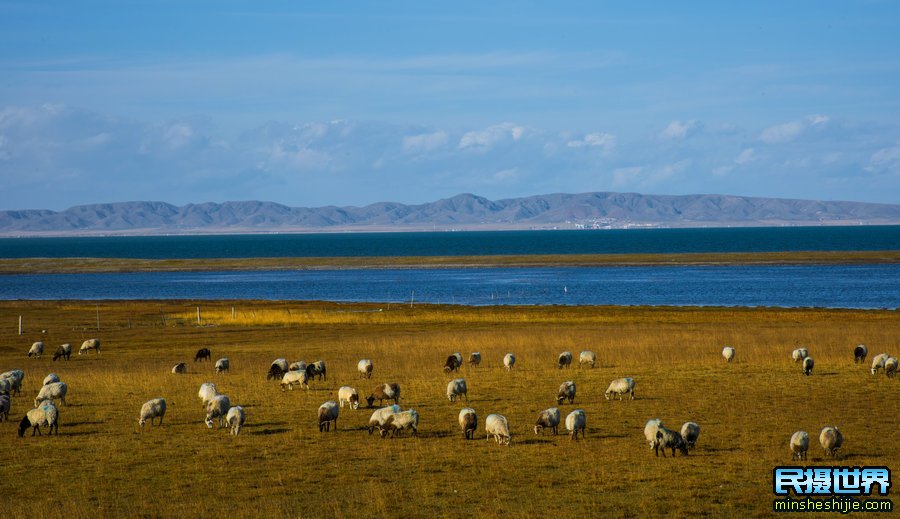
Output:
1,265,898,309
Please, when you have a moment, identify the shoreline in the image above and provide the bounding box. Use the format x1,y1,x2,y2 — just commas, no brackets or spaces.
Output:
1,250,899,274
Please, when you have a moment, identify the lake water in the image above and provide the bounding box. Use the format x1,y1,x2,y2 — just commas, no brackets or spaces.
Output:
2,227,898,308
2,265,898,309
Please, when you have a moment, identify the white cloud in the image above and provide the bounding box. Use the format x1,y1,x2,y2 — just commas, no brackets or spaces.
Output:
760,115,830,144
402,131,448,153
867,144,900,173
735,148,756,165
566,132,616,152
458,123,529,150
659,120,700,141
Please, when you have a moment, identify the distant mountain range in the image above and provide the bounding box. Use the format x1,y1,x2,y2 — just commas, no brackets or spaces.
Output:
2,192,899,236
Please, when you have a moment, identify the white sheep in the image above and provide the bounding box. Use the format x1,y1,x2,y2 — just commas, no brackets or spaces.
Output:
52,343,72,361
226,405,245,435
198,382,218,407
468,352,481,367
79,338,100,355
28,341,44,358
604,377,635,400
367,404,401,435
854,344,868,364
205,394,231,429
485,413,511,445
503,353,516,371
43,373,60,386
318,401,339,432
802,357,814,376
459,408,478,439
557,381,576,405
790,430,809,460
819,426,843,458
35,381,67,407
885,356,898,377
281,370,309,391
357,359,373,379
338,386,359,409
792,348,809,362
579,350,596,368
1,369,25,396
18,401,58,437
289,360,307,373
870,353,890,374
557,351,573,369
380,409,419,438
681,422,700,449
565,409,586,440
172,363,187,374
446,378,468,402
214,358,230,373
722,346,735,362
644,419,663,452
139,398,167,428
0,394,10,421
534,407,561,435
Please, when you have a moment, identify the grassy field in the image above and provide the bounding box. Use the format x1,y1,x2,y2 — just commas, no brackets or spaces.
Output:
0,300,897,518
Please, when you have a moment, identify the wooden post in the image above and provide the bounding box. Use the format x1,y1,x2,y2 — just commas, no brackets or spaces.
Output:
197,306,201,326
96,305,100,331
18,315,22,335
232,307,235,320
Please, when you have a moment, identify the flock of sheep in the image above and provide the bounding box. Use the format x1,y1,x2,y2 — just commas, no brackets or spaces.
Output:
1,336,896,461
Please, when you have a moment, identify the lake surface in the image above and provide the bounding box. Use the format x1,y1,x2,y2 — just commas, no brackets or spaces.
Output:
2,265,898,308
1,226,899,259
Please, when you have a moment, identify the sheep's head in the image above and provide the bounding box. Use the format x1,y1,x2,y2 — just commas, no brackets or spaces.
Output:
139,418,146,427
17,415,30,437
366,396,376,408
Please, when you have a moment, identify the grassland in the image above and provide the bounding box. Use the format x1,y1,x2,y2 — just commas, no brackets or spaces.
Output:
1,249,899,274
0,300,897,518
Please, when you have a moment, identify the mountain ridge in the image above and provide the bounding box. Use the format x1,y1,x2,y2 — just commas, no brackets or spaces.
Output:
2,192,899,236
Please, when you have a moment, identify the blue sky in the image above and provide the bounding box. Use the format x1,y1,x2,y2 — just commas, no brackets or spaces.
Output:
1,1,899,210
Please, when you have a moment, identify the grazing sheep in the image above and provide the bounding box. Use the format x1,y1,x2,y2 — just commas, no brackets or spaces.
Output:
443,354,462,373
357,359,373,379
380,409,419,438
205,395,231,429
267,358,289,381
485,414,511,445
459,408,478,439
446,378,468,402
468,352,481,367
790,431,810,461
35,382,67,407
871,353,889,375
557,381,576,405
854,344,868,364
194,348,211,362
605,377,636,401
318,401,339,432
172,362,187,374
1,369,25,396
534,407,561,435
655,426,689,457
367,404,401,435
802,357,814,376
28,341,44,358
366,383,400,408
565,409,586,440
198,382,218,407
289,360,307,373
557,351,573,369
306,360,327,381
503,353,516,371
227,406,245,435
281,370,309,391
338,386,360,409
79,338,100,355
680,422,700,449
792,348,809,363
43,373,60,386
214,358,230,373
644,419,664,452
18,401,59,437
579,350,596,368
819,426,843,458
52,344,72,361
0,394,9,421
139,398,167,428
885,356,898,377
722,346,735,362
0,379,10,397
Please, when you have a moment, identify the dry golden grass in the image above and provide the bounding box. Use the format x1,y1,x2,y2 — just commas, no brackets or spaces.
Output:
0,300,897,518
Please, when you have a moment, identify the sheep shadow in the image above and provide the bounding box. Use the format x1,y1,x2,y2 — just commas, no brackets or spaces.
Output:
66,420,104,427
249,428,291,436
418,430,456,439
703,446,741,454
516,438,556,445
244,421,288,428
